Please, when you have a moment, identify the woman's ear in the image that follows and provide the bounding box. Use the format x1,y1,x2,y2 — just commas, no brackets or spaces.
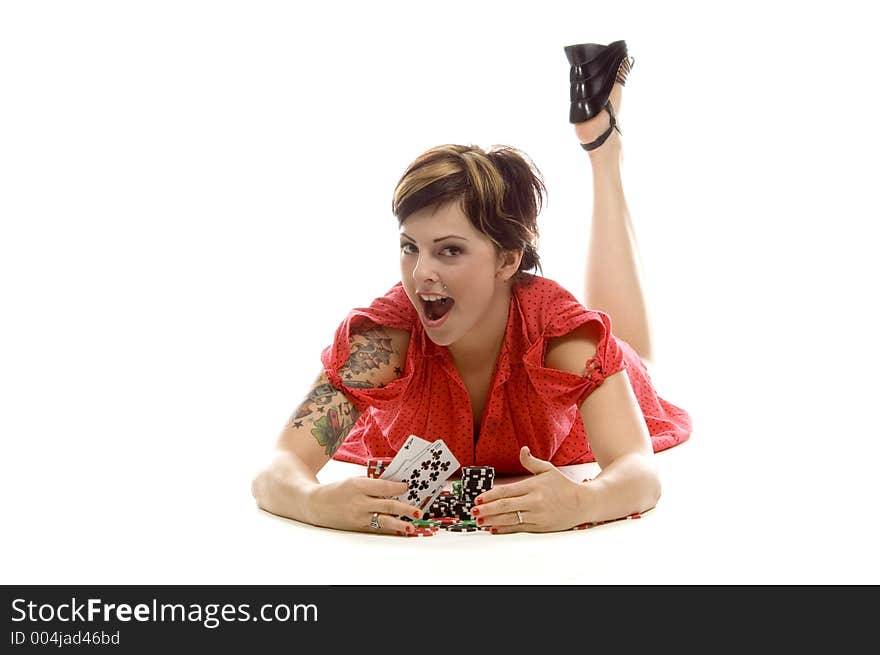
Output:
496,248,524,281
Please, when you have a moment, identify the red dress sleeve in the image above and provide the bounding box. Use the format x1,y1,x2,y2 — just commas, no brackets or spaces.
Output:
319,282,416,413
524,281,626,409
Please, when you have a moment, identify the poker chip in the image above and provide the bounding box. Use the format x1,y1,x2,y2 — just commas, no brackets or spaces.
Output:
461,466,494,483
445,524,483,532
367,457,393,479
461,466,495,475
406,527,436,537
411,519,440,528
572,512,644,530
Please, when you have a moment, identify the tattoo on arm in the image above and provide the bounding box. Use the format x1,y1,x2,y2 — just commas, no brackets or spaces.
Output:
310,400,363,457
342,326,394,378
288,326,399,457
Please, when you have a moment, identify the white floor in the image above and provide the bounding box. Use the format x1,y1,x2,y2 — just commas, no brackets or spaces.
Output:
243,439,878,585
4,417,876,585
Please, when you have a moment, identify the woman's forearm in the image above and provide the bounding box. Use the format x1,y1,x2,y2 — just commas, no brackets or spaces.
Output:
579,452,661,523
251,450,320,525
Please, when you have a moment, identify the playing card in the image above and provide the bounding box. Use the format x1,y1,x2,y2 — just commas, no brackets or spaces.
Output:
393,440,460,511
379,434,431,481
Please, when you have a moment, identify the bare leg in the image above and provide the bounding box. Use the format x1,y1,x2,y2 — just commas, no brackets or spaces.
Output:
575,82,654,365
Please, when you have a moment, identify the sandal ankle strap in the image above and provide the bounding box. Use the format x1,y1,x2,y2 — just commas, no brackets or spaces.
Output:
580,99,621,152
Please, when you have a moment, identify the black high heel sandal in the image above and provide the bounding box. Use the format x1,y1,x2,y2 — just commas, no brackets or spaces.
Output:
563,39,635,151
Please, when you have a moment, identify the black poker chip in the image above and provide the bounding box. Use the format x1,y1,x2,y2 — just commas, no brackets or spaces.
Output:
462,466,495,474
445,524,484,532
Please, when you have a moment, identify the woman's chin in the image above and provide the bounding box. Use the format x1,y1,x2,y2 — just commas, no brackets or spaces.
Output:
423,323,456,346
422,317,457,346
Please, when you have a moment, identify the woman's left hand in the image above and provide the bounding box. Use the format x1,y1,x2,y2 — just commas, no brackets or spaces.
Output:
470,446,589,533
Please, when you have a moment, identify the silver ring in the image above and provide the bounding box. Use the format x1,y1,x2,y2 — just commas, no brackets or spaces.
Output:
370,512,380,530
516,510,523,525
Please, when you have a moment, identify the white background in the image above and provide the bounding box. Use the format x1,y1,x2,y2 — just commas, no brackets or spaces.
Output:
1,0,878,584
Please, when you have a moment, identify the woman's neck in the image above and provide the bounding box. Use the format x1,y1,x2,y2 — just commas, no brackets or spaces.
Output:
447,282,512,376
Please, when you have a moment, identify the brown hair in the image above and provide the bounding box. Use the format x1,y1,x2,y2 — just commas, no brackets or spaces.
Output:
391,144,547,280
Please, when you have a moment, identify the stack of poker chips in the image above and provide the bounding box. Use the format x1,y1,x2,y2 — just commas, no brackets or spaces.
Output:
366,457,393,479
406,517,484,535
410,483,491,534
416,466,496,533
424,490,471,521
459,466,495,512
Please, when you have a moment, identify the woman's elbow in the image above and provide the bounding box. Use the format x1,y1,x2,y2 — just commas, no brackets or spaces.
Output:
639,454,662,510
649,473,662,509
251,468,266,506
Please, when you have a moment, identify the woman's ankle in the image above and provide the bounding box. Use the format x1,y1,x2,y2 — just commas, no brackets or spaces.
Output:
589,144,623,171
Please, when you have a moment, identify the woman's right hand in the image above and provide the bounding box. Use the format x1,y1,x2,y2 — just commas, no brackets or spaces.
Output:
308,477,423,535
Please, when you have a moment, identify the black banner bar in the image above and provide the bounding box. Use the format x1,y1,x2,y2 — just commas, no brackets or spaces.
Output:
2,585,875,650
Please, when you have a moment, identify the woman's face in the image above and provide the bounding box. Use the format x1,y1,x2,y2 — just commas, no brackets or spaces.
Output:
399,201,507,346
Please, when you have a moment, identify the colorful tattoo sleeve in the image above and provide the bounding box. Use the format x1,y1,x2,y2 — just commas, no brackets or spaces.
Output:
289,325,402,457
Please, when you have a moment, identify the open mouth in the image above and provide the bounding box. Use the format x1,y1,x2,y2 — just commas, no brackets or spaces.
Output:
421,296,455,322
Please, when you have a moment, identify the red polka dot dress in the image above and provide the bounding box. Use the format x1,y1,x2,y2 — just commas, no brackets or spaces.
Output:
321,273,692,474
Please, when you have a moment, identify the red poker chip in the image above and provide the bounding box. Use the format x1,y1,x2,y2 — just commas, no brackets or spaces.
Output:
571,511,645,531
407,528,436,537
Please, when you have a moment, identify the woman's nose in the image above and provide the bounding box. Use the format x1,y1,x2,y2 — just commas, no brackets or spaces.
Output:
411,256,439,284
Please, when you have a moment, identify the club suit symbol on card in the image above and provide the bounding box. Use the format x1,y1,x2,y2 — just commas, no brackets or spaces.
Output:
379,436,460,512
396,441,459,510
379,435,431,482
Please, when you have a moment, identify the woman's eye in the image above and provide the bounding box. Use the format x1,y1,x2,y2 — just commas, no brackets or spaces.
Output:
399,243,462,256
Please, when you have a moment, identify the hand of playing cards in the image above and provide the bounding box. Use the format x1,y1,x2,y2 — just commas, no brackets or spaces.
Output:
379,435,460,512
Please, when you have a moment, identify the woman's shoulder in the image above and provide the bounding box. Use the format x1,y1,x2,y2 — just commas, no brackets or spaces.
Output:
346,319,412,389
342,281,419,333
513,275,624,395
513,274,588,330
345,282,417,363
349,319,412,359
322,283,417,399
514,273,577,302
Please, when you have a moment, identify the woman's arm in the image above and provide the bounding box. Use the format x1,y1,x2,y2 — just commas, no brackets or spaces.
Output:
574,368,661,522
548,323,661,522
251,368,362,525
251,323,414,530
470,323,660,533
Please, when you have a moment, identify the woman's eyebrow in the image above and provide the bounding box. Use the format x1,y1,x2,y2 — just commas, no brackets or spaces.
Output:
399,233,469,243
